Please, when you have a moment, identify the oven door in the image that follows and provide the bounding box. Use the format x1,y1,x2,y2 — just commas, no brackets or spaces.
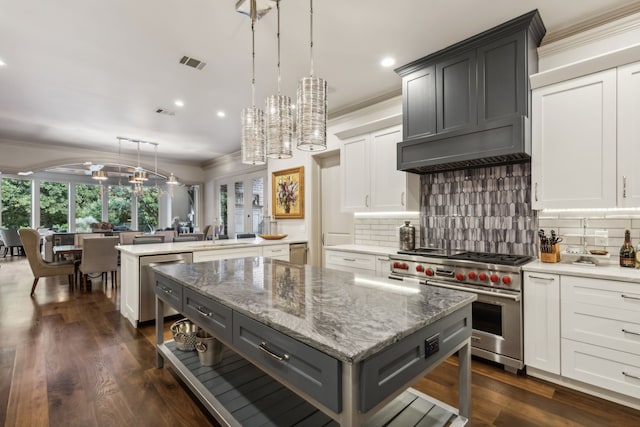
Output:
427,280,523,370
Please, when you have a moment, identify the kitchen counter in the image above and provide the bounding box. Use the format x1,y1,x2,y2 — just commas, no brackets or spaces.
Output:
524,260,640,284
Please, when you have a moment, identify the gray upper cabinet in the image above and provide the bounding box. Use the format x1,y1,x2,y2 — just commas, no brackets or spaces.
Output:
395,10,545,174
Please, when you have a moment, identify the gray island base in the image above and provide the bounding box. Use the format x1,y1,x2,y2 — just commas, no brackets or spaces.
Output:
153,257,475,426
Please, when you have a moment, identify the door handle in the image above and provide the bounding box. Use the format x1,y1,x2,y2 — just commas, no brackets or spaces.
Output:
622,294,640,301
365,195,369,207
259,342,289,362
623,176,627,198
528,275,555,281
401,191,405,206
534,182,538,202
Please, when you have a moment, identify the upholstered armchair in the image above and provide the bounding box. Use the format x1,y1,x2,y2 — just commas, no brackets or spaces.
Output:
1,228,24,257
78,236,120,291
18,228,75,296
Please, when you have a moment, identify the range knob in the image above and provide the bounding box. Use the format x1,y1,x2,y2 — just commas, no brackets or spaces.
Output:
490,274,499,283
468,272,477,280
478,273,488,281
456,273,466,281
502,276,512,285
416,265,424,272
401,263,408,270
425,268,434,276
393,262,400,269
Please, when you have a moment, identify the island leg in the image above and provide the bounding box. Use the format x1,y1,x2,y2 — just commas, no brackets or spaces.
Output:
156,296,164,368
458,337,471,419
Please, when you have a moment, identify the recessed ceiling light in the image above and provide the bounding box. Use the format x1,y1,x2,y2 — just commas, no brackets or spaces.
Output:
217,111,226,118
380,57,396,68
0,58,6,67
174,100,185,107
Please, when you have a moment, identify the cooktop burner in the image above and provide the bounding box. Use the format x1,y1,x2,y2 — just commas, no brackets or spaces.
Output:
449,251,533,266
397,247,453,258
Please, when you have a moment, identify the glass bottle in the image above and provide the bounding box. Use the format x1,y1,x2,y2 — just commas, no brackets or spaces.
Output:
619,229,635,268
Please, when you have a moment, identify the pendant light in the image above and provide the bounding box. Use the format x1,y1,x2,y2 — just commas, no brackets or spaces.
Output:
133,140,148,181
241,0,266,165
265,0,293,159
91,170,108,181
296,0,327,152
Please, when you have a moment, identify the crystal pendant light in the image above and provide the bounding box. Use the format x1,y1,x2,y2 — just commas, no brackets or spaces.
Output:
296,0,327,152
265,0,293,159
241,0,266,165
133,140,148,181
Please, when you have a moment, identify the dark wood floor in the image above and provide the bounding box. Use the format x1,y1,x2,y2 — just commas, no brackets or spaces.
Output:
1,256,639,426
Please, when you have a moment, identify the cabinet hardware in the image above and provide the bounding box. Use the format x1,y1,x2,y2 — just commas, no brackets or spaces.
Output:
270,249,283,253
534,182,538,202
622,328,640,337
365,194,369,207
471,336,481,342
259,341,289,362
343,258,356,262
401,191,405,206
377,258,388,262
621,294,640,301
161,287,173,294
623,176,627,198
622,371,640,381
195,306,212,317
528,275,555,281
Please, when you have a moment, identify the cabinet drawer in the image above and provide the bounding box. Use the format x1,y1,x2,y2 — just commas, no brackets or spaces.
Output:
232,311,341,413
155,275,183,312
262,244,289,259
325,250,375,271
561,276,640,355
562,338,640,399
359,303,472,412
183,288,233,343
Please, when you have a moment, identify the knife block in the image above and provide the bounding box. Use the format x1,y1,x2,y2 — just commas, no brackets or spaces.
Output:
540,244,560,263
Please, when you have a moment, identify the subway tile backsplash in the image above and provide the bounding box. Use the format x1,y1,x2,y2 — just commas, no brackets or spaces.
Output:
354,214,420,249
420,162,538,256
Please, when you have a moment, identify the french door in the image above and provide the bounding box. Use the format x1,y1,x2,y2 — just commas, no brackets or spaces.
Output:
217,170,267,237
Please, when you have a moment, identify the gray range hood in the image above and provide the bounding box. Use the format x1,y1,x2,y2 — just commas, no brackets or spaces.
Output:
395,10,546,174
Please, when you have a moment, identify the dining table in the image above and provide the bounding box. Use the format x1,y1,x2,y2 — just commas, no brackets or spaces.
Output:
53,245,83,286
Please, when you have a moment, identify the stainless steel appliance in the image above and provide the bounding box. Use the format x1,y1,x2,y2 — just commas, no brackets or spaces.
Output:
389,248,531,373
289,243,308,265
140,252,193,323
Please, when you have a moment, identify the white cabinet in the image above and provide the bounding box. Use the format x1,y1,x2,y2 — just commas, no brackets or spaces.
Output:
523,272,561,374
618,61,640,207
262,244,290,261
375,255,391,277
532,61,640,209
341,126,419,212
531,69,617,209
324,249,376,275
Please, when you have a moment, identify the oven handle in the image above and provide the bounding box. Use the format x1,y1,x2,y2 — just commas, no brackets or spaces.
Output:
427,280,521,302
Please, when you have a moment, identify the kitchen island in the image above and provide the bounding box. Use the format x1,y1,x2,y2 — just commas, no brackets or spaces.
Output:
153,257,476,426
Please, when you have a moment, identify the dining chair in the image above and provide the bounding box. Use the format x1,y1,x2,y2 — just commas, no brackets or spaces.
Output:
236,233,256,239
133,236,164,244
1,229,24,257
78,236,120,291
173,236,199,242
18,228,75,296
152,230,176,242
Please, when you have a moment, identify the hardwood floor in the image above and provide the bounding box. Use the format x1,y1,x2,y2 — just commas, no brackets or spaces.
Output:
1,256,639,426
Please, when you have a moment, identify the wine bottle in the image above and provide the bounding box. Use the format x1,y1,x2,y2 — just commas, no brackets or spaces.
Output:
619,229,636,268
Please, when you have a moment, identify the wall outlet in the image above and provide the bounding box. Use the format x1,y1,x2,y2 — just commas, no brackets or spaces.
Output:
594,230,608,246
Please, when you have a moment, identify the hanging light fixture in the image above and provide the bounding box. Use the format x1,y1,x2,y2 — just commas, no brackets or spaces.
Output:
296,0,327,152
91,170,108,181
166,173,179,185
265,0,293,159
133,140,149,181
240,0,266,165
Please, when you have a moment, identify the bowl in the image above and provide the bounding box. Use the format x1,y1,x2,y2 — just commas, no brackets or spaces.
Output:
589,250,608,256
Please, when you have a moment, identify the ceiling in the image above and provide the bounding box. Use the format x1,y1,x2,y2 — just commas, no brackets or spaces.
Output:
0,0,634,165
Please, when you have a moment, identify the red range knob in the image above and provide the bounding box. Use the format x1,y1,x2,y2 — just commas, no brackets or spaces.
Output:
502,276,512,285
393,262,399,269
402,263,408,270
490,274,499,283
468,272,477,280
456,273,465,281
478,273,488,281
416,265,424,272
425,268,434,276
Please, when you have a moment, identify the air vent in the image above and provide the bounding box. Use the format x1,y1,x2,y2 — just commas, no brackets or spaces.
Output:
179,55,207,70
155,108,176,116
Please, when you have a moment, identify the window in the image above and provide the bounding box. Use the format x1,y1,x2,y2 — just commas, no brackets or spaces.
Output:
75,183,102,232
108,185,132,230
1,177,32,229
138,186,159,232
40,181,69,231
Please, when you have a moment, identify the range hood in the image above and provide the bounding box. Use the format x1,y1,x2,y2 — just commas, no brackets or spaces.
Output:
395,10,545,174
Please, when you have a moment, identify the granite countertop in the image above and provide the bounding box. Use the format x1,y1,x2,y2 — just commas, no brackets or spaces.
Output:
324,244,399,257
152,257,476,363
524,260,640,284
118,237,307,256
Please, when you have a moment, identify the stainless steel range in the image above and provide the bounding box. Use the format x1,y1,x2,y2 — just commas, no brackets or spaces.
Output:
389,248,532,373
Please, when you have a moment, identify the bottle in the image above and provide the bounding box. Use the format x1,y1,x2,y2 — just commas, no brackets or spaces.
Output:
619,229,635,268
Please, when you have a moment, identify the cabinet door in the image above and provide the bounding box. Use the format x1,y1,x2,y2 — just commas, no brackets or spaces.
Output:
370,126,412,211
375,255,390,278
477,32,526,125
402,65,436,140
523,272,560,374
531,70,617,209
341,134,370,212
618,61,640,207
436,51,477,133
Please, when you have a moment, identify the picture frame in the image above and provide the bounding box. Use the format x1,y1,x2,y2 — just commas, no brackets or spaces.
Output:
272,166,304,219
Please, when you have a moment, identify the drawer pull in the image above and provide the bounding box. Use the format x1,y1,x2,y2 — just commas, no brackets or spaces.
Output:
528,275,555,281
196,306,212,317
622,371,640,381
259,341,289,362
622,328,640,337
621,294,640,301
161,286,173,294
343,258,356,262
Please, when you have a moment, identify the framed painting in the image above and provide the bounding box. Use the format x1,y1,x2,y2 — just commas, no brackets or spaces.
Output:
272,166,304,219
